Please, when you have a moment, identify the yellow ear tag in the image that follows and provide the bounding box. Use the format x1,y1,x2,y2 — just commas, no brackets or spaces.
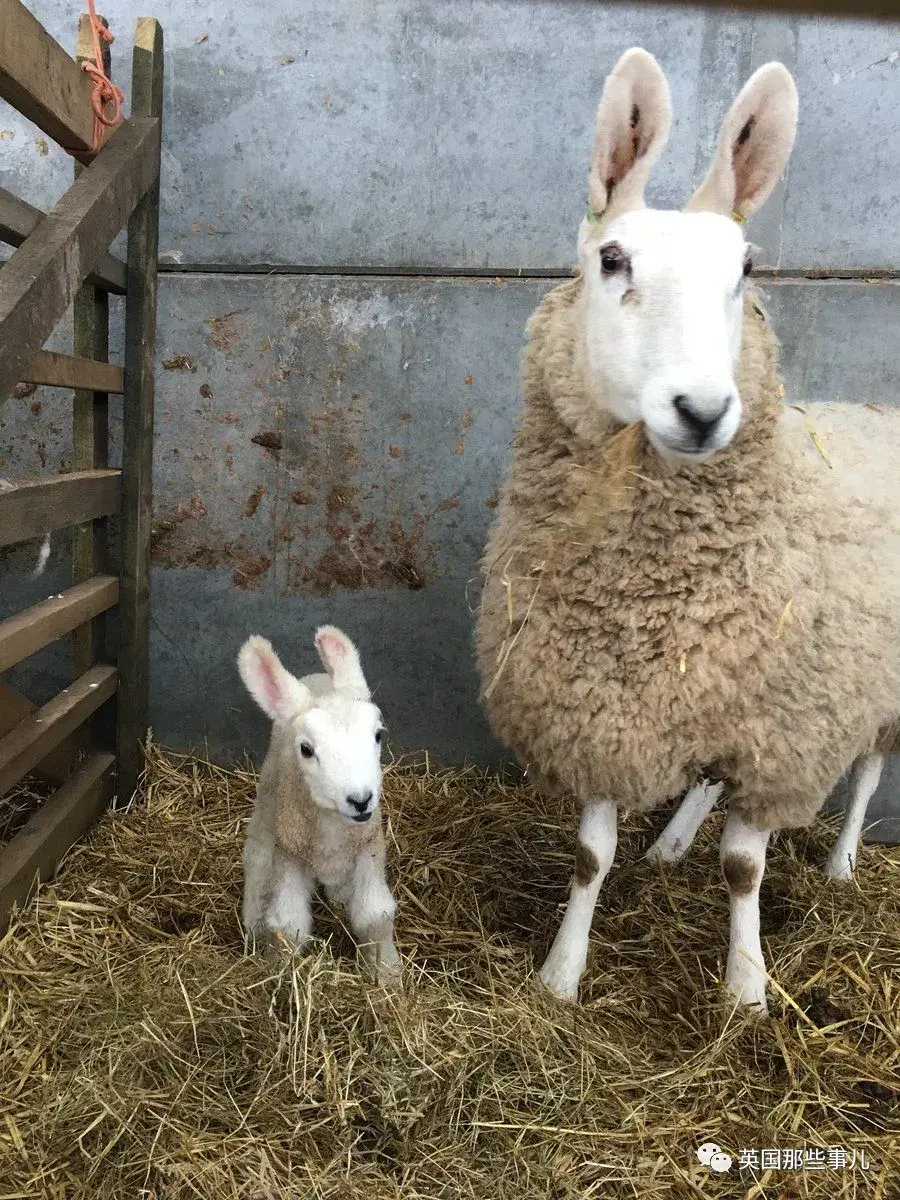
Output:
732,210,746,226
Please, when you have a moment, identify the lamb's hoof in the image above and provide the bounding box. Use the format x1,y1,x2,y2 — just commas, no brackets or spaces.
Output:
823,852,854,883
375,950,402,988
268,928,310,954
726,977,768,1016
539,958,581,1003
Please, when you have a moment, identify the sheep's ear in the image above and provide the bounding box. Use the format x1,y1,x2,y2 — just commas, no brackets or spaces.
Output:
238,635,310,721
314,625,370,699
586,48,672,227
685,63,798,222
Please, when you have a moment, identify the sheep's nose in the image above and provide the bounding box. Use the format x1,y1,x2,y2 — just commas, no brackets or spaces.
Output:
672,393,733,445
347,791,374,820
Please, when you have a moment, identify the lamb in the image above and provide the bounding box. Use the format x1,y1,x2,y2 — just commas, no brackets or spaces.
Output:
475,48,899,1013
237,626,400,983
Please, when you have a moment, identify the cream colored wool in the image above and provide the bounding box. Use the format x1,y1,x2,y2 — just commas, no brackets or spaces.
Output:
476,279,900,831
253,720,386,896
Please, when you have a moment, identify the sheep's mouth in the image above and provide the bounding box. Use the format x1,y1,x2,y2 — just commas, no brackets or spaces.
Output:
351,811,373,823
649,434,721,463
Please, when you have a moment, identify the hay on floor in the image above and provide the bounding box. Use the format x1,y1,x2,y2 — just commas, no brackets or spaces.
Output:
0,772,55,849
0,742,897,1198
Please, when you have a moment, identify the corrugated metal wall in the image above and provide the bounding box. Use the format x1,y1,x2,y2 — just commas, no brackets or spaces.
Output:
2,1,898,837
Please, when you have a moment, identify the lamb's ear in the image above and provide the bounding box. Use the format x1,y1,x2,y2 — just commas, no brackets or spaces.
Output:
238,635,310,721
586,48,672,227
685,63,798,221
314,625,370,699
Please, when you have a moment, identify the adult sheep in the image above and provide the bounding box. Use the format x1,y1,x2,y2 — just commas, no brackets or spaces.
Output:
475,48,899,1012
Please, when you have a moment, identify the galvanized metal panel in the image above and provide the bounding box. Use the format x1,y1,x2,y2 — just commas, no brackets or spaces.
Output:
3,279,896,790
867,758,900,843
5,2,897,270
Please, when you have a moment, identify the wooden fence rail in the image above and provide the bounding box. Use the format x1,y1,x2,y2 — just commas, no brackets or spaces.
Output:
0,188,127,293
0,4,162,933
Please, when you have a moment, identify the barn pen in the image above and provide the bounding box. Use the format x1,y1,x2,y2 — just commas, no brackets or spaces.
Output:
0,1,162,934
0,1,898,1197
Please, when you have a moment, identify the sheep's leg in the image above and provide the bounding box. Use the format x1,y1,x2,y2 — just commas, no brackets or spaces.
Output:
344,849,400,984
539,801,617,1002
264,847,314,947
645,779,724,864
720,808,770,1013
824,753,883,882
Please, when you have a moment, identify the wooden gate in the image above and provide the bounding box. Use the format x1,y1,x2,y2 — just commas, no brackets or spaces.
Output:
0,0,163,930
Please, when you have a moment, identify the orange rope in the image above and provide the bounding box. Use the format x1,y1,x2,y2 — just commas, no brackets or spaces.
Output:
75,0,125,155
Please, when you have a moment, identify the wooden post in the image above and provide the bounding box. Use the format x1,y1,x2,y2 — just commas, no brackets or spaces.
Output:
73,13,111,691
117,17,163,806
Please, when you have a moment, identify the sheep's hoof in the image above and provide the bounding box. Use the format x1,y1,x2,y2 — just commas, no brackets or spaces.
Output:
823,852,854,883
538,959,581,1003
645,836,684,864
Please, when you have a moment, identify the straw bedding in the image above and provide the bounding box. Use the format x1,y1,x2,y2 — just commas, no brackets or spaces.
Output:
0,744,897,1199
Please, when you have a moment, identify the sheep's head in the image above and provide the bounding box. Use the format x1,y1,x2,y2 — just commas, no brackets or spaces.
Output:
577,48,798,463
238,627,384,824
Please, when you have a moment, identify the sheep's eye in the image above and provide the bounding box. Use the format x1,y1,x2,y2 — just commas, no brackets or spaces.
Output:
300,742,314,760
375,729,383,744
600,242,628,275
743,254,753,277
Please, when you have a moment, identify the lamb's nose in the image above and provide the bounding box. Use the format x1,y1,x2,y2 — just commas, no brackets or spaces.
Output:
673,393,733,444
347,791,373,813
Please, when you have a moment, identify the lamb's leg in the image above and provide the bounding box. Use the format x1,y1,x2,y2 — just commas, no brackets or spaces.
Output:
242,834,275,936
539,801,617,1002
345,848,400,984
645,779,724,864
720,808,770,1013
264,847,315,947
824,753,883,882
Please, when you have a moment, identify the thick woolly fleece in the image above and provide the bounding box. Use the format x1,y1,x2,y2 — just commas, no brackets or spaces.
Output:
249,720,385,895
476,277,900,830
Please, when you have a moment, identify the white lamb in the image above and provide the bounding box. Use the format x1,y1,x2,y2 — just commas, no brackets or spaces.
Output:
237,626,400,982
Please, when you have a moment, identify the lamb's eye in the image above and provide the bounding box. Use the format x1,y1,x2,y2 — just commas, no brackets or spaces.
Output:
743,254,753,277
300,742,314,759
375,729,383,744
600,242,628,275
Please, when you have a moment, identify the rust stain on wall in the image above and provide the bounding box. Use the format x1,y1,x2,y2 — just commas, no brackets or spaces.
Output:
204,308,250,354
149,315,467,598
251,431,282,451
151,493,273,592
272,394,460,595
162,354,196,372
242,485,266,518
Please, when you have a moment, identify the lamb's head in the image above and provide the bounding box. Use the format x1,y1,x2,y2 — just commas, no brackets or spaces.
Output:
576,48,798,463
238,627,384,824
